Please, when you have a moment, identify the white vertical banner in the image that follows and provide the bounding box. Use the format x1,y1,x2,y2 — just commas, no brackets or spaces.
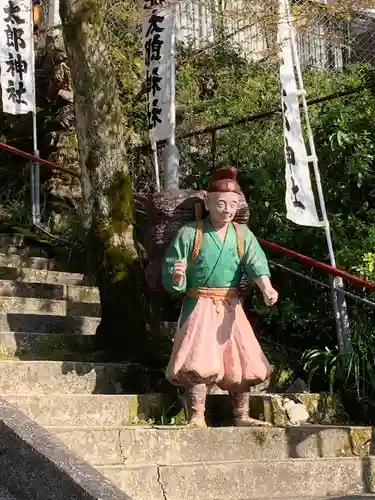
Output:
142,6,176,143
0,0,36,115
278,0,322,227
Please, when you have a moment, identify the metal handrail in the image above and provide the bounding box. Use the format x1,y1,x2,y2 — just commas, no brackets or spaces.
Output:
0,140,79,178
1,139,374,293
260,238,375,290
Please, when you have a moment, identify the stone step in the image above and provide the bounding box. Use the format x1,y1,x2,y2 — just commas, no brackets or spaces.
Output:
0,234,63,255
0,487,17,500
0,249,81,272
3,394,179,427
0,296,100,317
47,425,374,467
0,296,65,316
0,393,343,427
0,235,84,271
0,234,40,256
0,266,89,285
0,244,46,258
0,314,99,335
0,234,25,249
0,361,162,394
0,280,99,302
2,394,141,426
97,457,375,500
0,252,59,270
0,251,82,274
215,497,375,500
0,332,96,358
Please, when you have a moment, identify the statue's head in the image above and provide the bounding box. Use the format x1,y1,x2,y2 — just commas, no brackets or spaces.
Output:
204,166,242,225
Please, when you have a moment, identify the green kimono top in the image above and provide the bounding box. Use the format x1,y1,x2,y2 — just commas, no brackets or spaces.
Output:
162,219,270,326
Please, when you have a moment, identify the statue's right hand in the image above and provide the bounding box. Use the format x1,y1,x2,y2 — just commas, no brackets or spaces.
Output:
172,260,187,286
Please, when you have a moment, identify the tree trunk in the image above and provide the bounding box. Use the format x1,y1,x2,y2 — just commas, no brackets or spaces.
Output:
42,32,81,229
35,1,81,232
59,0,162,366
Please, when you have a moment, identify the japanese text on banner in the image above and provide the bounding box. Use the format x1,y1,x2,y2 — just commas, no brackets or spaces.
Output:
142,7,175,142
278,0,322,227
0,0,35,115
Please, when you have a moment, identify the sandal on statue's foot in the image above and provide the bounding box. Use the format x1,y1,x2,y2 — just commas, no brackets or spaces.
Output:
234,417,271,427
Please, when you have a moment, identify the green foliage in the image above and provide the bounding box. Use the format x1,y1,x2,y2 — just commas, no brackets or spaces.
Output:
6,199,31,226
312,87,375,280
303,312,375,401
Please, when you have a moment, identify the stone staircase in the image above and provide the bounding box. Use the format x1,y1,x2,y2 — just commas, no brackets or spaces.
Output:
0,234,374,500
0,235,100,359
0,487,16,500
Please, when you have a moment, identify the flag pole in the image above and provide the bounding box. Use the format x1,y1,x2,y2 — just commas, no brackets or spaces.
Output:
151,138,161,192
31,111,40,225
284,0,350,351
163,1,179,190
31,3,40,225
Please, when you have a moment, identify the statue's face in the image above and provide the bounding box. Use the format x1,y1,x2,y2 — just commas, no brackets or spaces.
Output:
205,191,240,225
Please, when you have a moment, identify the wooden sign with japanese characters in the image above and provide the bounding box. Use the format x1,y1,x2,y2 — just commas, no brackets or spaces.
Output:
142,7,175,142
0,0,36,114
278,0,320,227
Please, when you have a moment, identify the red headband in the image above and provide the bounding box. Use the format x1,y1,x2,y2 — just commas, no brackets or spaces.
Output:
207,166,242,195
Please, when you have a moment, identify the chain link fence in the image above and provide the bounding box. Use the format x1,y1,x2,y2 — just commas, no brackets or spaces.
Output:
172,0,375,71
293,1,375,71
104,0,375,71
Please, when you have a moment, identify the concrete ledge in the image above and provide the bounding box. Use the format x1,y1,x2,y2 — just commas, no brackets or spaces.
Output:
0,234,26,249
0,314,99,335
3,394,135,427
50,424,375,466
0,253,56,270
0,486,16,499
99,457,375,500
0,333,95,359
0,266,88,286
0,361,165,394
1,393,345,427
0,253,82,274
0,397,131,500
0,297,100,317
0,280,99,303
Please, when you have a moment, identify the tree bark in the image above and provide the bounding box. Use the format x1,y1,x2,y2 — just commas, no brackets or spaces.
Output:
41,30,81,226
59,0,161,365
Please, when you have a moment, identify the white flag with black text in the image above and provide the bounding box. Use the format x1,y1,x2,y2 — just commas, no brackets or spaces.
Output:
0,0,36,115
142,6,175,143
278,0,322,227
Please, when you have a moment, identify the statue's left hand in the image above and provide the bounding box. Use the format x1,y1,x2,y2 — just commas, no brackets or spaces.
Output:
262,287,278,306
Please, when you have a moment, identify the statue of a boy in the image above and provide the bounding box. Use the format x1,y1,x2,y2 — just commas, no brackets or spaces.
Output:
162,167,278,427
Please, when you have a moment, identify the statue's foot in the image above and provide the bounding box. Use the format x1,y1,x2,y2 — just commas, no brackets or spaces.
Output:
234,416,271,427
188,416,207,428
